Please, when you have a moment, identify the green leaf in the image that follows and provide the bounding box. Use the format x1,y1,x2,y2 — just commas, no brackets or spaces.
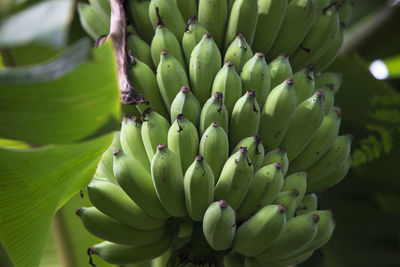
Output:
0,38,121,145
0,133,113,267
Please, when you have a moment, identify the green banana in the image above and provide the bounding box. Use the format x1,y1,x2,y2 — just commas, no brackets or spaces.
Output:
151,22,186,69
292,65,315,105
280,90,325,161
151,144,187,217
241,52,271,109
199,122,229,182
167,114,199,172
288,106,341,173
308,155,352,192
269,52,293,88
267,0,317,59
224,0,258,48
315,72,344,95
129,0,154,43
89,0,110,26
126,33,155,71
273,189,299,220
95,132,121,183
211,61,242,117
198,0,228,48
233,204,286,256
202,200,237,251
127,55,168,118
189,33,222,105
184,155,215,221
259,79,297,151
232,135,265,171
214,147,254,210
314,22,345,73
89,231,175,265
261,147,289,177
113,149,170,219
237,163,284,221
182,16,208,67
299,210,334,252
281,172,308,210
77,2,109,40
141,108,170,162
224,33,253,73
87,180,166,230
170,86,201,127
252,0,288,55
149,0,186,40
199,92,229,136
229,90,260,150
224,250,244,267
300,214,335,252
306,134,352,191
76,207,166,246
296,193,318,216
290,3,340,70
339,0,354,25
256,213,320,262
175,0,197,22
156,50,189,111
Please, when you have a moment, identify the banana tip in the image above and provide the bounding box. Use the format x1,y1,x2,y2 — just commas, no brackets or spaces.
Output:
255,52,264,57
218,200,228,208
211,121,220,127
181,86,190,92
195,155,204,162
312,214,320,223
225,61,234,66
280,52,289,58
157,144,167,150
75,207,83,216
113,149,121,156
278,204,286,213
273,162,282,169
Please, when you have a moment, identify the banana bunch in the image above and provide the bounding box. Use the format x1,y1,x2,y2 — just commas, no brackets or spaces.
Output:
77,0,355,266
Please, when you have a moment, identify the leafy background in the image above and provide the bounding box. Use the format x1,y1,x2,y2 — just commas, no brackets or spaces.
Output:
0,0,399,266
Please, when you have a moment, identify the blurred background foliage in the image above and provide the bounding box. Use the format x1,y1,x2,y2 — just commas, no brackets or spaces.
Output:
0,0,399,266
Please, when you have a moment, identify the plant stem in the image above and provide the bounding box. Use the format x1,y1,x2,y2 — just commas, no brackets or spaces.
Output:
52,209,77,267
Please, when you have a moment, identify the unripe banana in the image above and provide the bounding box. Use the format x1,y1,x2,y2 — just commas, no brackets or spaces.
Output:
89,0,111,24
290,3,340,70
170,86,201,127
127,55,168,118
306,134,352,191
199,122,229,182
149,0,186,40
308,155,352,192
127,33,155,71
300,209,334,252
252,0,288,55
141,108,170,162
315,72,344,95
281,90,325,161
232,135,264,171
339,0,354,25
215,147,254,210
229,90,260,150
267,0,318,59
190,33,222,105
241,52,271,109
87,180,166,230
198,0,228,48
237,163,284,221
184,155,215,221
224,0,258,48
211,62,242,116
259,79,297,151
95,132,121,183
261,148,289,177
256,213,320,262
288,106,341,173
319,84,335,114
89,230,175,265
234,204,286,256
167,114,199,172
76,207,166,246
151,22,186,69
301,215,335,252
281,172,308,210
182,17,208,67
296,193,318,216
202,200,237,251
199,93,229,136
156,50,189,111
129,0,154,43
77,2,109,40
273,189,299,220
269,53,293,88
224,33,253,73
151,144,187,217
224,250,244,267
113,150,170,219
292,65,315,105
175,0,197,22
